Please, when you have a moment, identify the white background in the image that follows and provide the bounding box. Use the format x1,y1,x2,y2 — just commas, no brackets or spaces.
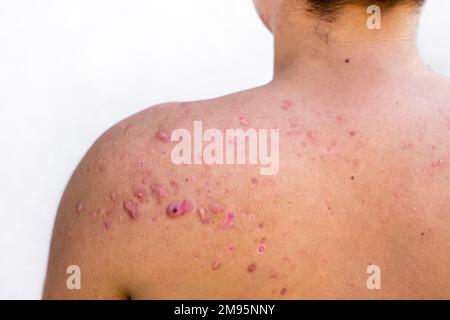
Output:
0,0,449,300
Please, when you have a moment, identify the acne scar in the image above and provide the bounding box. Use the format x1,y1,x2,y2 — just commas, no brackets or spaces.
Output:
257,244,266,254
123,199,139,219
197,207,210,224
166,200,193,219
222,211,236,229
280,288,288,295
247,263,257,273
211,260,222,271
133,186,148,203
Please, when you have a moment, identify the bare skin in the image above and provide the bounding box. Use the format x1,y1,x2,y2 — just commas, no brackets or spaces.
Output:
43,2,450,299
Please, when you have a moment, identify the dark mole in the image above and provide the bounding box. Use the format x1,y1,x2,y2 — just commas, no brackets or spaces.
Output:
351,176,355,180
345,58,350,63
421,232,425,236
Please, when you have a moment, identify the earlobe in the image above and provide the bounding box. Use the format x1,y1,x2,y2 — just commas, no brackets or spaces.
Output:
253,0,273,32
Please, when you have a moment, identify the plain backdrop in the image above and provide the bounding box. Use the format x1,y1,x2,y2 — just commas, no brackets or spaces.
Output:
0,0,449,300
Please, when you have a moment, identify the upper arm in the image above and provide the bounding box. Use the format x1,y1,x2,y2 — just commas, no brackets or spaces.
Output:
43,104,176,299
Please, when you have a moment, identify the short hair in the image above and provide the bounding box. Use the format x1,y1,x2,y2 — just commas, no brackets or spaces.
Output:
307,0,424,18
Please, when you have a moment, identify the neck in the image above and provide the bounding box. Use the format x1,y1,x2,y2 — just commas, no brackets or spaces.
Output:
272,4,425,85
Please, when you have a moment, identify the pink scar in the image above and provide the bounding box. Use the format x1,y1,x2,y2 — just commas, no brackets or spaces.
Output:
156,130,170,143
222,211,235,228
123,199,139,219
166,200,193,219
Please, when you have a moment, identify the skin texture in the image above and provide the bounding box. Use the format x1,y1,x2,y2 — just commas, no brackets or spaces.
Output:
43,1,450,299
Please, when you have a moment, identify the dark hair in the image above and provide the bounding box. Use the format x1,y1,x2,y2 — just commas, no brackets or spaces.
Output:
307,0,424,18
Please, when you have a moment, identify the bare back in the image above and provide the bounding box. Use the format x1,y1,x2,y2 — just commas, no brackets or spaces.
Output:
43,70,450,299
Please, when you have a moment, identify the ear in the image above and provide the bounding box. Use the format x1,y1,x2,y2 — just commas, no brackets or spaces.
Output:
253,0,274,32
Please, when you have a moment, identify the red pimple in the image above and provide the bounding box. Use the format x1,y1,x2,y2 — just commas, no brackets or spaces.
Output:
123,199,139,220
180,200,193,213
156,130,170,143
247,263,257,273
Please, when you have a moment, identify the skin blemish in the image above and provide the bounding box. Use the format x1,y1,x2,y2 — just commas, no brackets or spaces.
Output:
432,160,448,168
197,206,210,224
104,219,112,230
239,116,249,126
110,191,117,202
166,200,193,219
270,270,278,279
280,288,288,295
281,99,294,111
76,202,84,214
251,177,258,184
257,244,266,254
150,184,168,203
345,58,350,63
123,200,139,220
228,245,236,253
133,186,148,203
211,260,222,271
156,130,170,143
222,211,236,229
247,263,257,273
351,176,355,180
306,130,319,145
348,131,356,136
208,200,225,214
